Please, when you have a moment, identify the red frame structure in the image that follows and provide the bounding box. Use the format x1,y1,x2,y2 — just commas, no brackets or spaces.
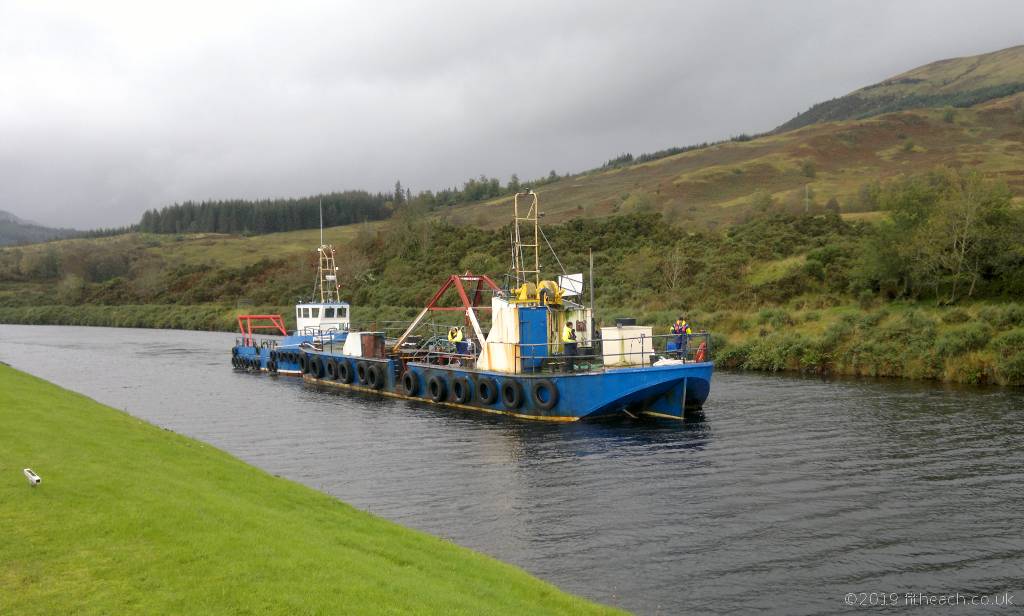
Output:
237,314,287,346
392,273,501,350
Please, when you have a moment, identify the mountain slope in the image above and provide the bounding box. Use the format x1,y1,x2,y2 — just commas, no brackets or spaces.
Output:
0,209,78,246
441,91,1024,229
777,44,1024,132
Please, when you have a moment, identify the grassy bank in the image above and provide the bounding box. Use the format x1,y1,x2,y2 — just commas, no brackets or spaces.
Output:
0,364,620,615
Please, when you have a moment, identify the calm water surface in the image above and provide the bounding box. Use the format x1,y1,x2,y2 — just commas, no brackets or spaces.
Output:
2,324,1023,615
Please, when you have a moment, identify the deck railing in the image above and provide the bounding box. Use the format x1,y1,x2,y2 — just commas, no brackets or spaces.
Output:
400,332,711,375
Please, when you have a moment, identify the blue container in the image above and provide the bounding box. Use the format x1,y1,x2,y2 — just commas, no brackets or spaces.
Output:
518,306,549,371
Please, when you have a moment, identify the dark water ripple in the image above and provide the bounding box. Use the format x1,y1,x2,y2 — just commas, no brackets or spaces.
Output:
2,324,1023,615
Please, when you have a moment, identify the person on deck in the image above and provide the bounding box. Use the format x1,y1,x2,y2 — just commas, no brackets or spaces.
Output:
562,322,578,371
448,326,467,357
671,317,692,357
447,327,464,343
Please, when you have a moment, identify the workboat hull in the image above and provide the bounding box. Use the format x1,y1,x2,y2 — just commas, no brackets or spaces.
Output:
291,352,710,421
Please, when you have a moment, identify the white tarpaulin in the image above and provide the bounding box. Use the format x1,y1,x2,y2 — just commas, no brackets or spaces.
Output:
559,273,583,296
477,297,519,372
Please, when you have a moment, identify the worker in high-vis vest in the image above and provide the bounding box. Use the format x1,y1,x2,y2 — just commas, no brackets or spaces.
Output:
562,321,578,371
448,327,464,343
671,316,692,357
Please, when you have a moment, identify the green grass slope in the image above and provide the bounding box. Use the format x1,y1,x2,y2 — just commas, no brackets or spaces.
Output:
0,364,620,615
441,92,1024,229
777,44,1024,131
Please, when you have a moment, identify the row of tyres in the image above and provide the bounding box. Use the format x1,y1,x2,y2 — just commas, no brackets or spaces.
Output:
300,352,387,390
301,351,560,413
231,355,263,371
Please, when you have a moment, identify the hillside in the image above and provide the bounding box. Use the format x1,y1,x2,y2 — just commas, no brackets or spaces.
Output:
436,91,1024,230
0,209,78,246
777,44,1024,131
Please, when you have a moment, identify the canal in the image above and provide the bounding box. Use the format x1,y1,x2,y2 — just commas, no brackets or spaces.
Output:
2,324,1022,615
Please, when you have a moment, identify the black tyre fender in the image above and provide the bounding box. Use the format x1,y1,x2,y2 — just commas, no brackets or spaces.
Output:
367,364,384,390
338,360,353,384
401,370,419,396
268,360,277,373
501,380,524,409
309,356,322,378
531,379,559,411
428,374,447,402
452,376,472,404
326,358,338,380
477,378,498,405
299,353,309,373
356,361,368,384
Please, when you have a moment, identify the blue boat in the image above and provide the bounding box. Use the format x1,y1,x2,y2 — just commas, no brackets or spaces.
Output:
231,192,713,421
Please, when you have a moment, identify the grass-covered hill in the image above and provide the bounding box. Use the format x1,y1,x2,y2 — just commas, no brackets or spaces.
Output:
777,44,1024,131
3,45,1024,385
439,93,1024,230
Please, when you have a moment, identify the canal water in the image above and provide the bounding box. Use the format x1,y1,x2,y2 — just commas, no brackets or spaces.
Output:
2,324,1023,615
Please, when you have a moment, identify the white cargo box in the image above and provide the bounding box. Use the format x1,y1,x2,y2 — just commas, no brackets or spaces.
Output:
601,326,653,366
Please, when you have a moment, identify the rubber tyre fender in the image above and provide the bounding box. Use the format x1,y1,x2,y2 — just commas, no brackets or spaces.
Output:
326,358,338,380
401,370,419,396
501,380,524,409
268,360,277,373
531,379,559,411
477,378,498,405
427,374,447,402
366,364,384,390
356,361,368,385
299,353,309,373
314,357,327,378
338,361,353,384
451,376,472,404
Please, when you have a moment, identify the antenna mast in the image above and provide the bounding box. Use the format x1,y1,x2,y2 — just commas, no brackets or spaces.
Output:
512,191,540,288
312,198,341,303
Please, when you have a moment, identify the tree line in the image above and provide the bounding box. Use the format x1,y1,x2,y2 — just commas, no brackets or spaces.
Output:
137,191,392,235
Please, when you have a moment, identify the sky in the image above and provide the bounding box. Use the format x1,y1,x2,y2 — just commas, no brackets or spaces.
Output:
2,0,1024,229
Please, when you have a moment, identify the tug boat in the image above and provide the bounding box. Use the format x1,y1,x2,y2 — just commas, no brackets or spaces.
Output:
230,242,351,376
231,192,713,421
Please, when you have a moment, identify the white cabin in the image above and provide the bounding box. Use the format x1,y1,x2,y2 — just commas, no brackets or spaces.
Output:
295,302,350,335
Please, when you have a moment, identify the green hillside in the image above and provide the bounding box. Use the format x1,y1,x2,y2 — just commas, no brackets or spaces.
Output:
436,91,1024,230
3,46,1024,385
777,44,1024,131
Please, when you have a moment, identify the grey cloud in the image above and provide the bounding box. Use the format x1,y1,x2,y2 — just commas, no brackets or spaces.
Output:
2,0,1023,228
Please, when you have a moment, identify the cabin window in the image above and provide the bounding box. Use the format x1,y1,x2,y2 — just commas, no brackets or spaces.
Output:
312,307,320,318
324,307,335,318
296,308,301,318
302,308,310,318
340,307,348,319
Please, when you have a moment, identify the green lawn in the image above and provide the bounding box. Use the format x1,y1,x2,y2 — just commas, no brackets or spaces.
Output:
0,364,622,615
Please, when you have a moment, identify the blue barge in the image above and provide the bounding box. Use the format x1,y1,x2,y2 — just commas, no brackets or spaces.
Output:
231,192,713,421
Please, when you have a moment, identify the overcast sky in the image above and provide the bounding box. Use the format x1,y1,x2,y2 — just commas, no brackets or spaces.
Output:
2,0,1023,229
